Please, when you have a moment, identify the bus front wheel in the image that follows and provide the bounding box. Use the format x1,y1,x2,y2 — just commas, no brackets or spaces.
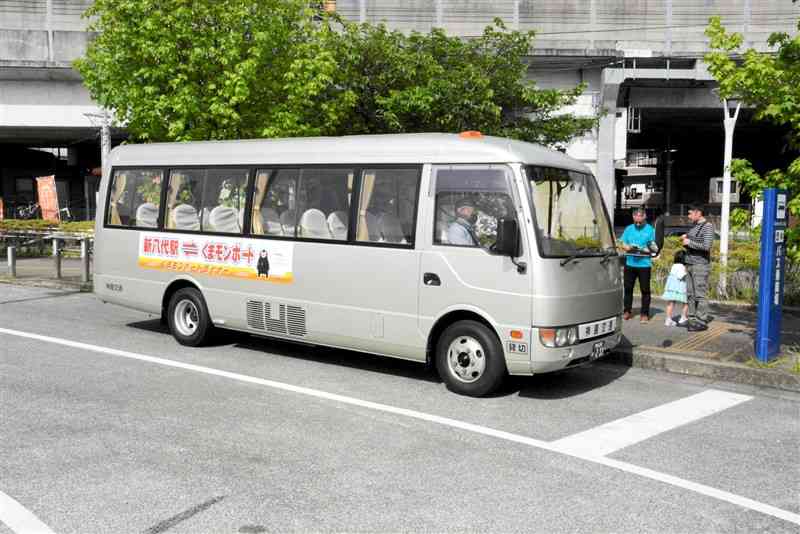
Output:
435,320,507,397
167,287,214,346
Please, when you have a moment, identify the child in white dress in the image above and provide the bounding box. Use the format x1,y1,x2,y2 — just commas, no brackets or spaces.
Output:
662,250,689,326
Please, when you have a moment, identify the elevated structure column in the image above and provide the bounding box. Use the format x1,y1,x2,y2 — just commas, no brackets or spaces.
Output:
597,68,624,218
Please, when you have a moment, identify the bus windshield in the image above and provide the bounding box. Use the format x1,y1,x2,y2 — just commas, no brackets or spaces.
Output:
527,166,615,258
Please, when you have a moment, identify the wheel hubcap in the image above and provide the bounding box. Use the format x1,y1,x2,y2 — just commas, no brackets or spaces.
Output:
446,336,486,383
174,300,199,337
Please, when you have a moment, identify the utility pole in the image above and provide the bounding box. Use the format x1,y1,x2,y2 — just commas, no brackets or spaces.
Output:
100,109,111,180
719,97,741,297
84,109,112,220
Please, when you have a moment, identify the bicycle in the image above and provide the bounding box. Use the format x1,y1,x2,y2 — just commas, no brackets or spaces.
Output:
58,206,73,222
15,202,40,219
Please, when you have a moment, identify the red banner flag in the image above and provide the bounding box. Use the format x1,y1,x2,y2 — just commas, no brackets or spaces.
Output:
36,175,60,222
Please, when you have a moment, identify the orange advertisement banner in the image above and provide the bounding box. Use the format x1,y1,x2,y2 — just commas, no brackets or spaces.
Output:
36,175,60,222
137,232,295,284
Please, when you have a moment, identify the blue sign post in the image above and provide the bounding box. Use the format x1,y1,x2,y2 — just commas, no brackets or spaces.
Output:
755,188,788,362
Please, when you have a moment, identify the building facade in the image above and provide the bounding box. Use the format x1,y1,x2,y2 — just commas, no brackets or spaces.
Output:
0,0,797,221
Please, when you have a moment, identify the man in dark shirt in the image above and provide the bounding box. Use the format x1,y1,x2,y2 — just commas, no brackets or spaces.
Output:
682,204,715,330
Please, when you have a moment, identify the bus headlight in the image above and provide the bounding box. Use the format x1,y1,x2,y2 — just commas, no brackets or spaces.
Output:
567,328,579,345
539,326,579,348
555,329,569,347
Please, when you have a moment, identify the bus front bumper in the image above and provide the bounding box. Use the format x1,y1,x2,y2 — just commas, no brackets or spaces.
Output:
529,330,622,374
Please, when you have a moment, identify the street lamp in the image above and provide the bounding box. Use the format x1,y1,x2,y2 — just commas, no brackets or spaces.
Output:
719,96,741,297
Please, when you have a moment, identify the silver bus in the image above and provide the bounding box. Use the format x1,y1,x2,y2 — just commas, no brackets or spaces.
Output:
94,133,622,396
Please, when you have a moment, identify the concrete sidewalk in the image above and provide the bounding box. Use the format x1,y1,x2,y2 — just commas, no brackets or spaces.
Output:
610,297,800,392
0,256,91,290
2,258,799,391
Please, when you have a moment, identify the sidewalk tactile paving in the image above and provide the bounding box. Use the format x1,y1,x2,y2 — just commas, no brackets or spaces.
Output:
668,322,732,352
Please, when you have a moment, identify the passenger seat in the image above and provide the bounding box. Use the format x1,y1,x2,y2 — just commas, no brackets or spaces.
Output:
298,209,331,239
172,204,200,231
327,211,348,240
135,203,159,228
261,207,283,235
280,209,297,237
378,213,407,244
209,206,240,233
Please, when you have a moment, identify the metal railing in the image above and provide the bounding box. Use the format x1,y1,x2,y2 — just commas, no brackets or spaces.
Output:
3,232,92,284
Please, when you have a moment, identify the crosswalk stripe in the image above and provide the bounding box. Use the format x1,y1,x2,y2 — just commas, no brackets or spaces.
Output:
551,389,752,457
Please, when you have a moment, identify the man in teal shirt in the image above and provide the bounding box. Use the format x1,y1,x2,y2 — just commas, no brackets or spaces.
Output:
620,208,656,323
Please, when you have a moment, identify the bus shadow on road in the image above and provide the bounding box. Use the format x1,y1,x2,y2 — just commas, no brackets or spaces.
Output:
127,318,441,381
127,319,628,395
234,335,443,384
508,362,629,400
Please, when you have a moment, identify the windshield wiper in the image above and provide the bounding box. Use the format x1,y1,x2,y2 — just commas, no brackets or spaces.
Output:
559,247,593,266
600,247,617,264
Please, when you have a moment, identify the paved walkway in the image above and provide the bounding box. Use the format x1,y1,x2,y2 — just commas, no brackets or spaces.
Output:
2,257,798,391
612,297,800,391
0,256,91,290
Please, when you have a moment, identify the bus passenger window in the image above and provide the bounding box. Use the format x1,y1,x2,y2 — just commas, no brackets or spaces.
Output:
251,169,298,237
107,169,163,228
433,166,516,248
165,170,202,231
202,169,248,234
355,168,419,245
296,168,353,241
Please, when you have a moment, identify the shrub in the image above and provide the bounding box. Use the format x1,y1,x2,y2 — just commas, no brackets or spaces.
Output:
0,219,94,233
648,235,800,305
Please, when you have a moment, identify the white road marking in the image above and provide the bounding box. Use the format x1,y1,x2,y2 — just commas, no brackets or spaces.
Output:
552,390,753,457
1,326,799,528
0,489,57,534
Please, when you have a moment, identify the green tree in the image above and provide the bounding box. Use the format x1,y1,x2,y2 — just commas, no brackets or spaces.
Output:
314,18,596,146
75,0,340,141
705,16,800,247
77,2,596,146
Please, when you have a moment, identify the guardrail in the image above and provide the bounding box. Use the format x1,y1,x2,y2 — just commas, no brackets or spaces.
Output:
2,231,92,284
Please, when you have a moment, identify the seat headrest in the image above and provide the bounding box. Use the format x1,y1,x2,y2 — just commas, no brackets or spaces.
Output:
299,208,330,238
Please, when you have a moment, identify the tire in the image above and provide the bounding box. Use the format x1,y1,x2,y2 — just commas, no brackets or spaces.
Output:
435,320,507,397
167,287,214,346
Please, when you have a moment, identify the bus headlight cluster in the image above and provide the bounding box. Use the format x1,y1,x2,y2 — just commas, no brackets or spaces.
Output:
539,326,579,348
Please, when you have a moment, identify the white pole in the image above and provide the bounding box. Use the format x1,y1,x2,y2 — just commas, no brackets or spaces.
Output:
719,98,740,296
100,109,111,183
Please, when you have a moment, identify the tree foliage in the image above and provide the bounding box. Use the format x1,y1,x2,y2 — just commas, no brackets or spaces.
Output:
76,2,595,146
705,15,800,256
705,17,800,200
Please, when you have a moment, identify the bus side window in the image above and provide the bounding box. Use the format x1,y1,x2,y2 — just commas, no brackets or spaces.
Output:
433,166,516,248
165,170,202,231
107,169,163,229
355,168,419,245
201,169,248,234
251,169,299,237
296,168,352,241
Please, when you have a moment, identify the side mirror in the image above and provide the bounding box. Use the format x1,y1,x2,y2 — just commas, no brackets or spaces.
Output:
496,218,520,257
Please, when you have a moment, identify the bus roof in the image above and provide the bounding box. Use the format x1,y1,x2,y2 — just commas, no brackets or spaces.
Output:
108,133,592,174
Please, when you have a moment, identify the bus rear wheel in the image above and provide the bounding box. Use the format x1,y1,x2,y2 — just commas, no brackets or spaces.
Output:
167,287,214,346
435,320,507,397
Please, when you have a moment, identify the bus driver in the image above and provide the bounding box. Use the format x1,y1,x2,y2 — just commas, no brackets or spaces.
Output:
447,197,480,246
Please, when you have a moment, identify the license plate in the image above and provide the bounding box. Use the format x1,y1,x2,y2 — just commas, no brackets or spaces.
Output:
591,341,606,360
578,317,617,340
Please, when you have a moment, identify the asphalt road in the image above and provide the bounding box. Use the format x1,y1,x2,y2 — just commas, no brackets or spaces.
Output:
1,284,798,533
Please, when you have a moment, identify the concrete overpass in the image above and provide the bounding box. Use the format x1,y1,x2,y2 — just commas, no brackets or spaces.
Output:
0,0,797,219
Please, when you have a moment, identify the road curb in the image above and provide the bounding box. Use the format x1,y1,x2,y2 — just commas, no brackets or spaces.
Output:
608,347,800,392
0,277,92,292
